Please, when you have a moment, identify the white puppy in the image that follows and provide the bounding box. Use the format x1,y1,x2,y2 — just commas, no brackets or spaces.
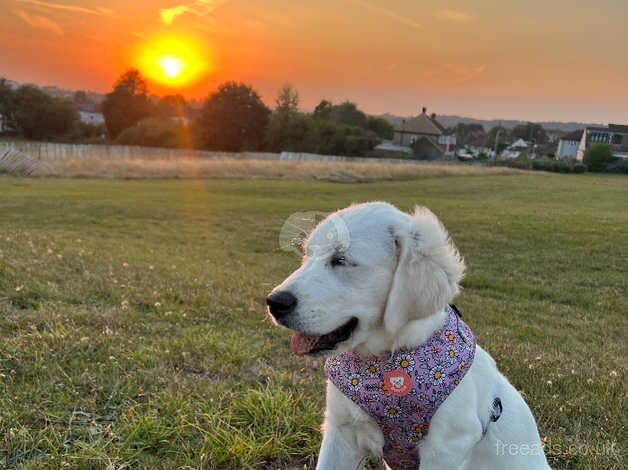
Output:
267,202,550,470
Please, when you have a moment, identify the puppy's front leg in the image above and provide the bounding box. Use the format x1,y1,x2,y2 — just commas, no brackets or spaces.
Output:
417,388,482,470
316,383,382,470
316,421,365,470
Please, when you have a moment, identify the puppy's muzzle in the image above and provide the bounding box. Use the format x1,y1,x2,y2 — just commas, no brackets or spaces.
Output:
266,291,297,323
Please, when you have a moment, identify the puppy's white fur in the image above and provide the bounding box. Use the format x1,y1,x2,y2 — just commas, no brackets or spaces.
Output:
271,202,550,469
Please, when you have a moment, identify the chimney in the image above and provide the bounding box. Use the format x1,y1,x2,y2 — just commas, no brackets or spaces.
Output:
422,107,427,114
431,113,436,120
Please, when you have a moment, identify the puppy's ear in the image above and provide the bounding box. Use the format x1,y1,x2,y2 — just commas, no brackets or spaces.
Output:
384,206,465,334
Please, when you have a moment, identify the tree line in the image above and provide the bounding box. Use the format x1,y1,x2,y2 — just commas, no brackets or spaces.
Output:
0,78,103,141
101,69,393,156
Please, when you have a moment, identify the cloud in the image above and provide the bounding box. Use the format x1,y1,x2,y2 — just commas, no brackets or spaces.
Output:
436,9,473,23
161,5,189,24
442,63,486,83
14,9,63,34
160,0,220,25
351,0,422,30
16,0,112,16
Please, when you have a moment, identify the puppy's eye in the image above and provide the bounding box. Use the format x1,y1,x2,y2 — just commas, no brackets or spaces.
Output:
330,255,346,267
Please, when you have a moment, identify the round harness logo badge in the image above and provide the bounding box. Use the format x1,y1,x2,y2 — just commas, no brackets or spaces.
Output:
384,369,412,396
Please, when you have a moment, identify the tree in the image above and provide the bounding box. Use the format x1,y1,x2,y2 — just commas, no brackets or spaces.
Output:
196,81,270,151
265,85,304,152
511,122,548,144
265,112,309,152
0,78,15,131
313,99,390,139
328,101,368,128
487,126,511,153
450,123,487,147
102,69,153,139
156,94,186,117
366,116,393,140
584,143,615,172
275,84,299,114
73,90,89,105
11,85,78,140
313,100,333,120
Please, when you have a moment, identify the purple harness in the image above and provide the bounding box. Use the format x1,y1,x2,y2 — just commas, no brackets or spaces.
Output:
324,305,476,469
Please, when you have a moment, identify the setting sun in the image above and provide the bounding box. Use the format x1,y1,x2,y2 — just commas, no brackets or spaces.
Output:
135,36,210,88
158,56,185,79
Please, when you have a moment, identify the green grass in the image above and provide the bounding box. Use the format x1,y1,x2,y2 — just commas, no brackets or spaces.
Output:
0,174,626,469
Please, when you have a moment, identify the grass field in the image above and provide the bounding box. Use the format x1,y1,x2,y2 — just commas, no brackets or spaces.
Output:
0,174,626,469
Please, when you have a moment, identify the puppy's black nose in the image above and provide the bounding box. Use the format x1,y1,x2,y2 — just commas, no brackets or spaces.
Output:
266,291,297,320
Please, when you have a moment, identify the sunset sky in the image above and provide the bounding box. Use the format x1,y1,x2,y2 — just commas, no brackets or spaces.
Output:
1,0,627,123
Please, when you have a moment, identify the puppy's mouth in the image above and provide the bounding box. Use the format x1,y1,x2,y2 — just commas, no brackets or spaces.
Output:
290,317,358,356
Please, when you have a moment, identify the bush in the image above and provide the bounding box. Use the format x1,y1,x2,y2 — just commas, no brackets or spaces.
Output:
532,159,586,173
605,158,628,174
299,118,378,156
265,112,378,156
584,143,616,172
493,156,586,173
494,155,530,169
115,117,189,148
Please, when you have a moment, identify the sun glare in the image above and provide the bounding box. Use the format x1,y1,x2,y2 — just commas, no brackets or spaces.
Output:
158,56,184,79
136,36,210,88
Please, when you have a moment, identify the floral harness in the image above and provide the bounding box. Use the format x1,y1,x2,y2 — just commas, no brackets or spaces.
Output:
324,305,476,470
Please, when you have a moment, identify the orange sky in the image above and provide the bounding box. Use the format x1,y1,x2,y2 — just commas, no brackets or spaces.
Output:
1,0,627,123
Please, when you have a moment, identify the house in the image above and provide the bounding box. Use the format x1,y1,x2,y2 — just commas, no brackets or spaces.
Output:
78,103,105,126
391,107,453,159
438,134,457,157
501,139,530,159
555,130,583,159
576,124,628,161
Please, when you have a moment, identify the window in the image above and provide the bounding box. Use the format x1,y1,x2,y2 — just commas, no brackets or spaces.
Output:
590,132,609,143
611,134,623,145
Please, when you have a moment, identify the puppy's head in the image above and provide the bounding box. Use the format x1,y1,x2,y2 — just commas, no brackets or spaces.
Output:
267,202,464,356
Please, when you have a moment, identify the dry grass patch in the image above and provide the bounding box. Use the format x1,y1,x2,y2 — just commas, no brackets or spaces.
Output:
46,155,530,181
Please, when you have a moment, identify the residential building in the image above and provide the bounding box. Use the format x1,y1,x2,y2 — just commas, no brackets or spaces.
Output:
78,103,105,126
392,107,452,159
501,139,529,159
555,130,583,159
438,134,457,156
576,124,628,160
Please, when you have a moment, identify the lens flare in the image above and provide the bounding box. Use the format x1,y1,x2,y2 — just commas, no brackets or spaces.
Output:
136,36,210,87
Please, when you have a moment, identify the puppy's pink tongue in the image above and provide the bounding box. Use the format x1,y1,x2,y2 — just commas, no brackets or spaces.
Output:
290,332,321,356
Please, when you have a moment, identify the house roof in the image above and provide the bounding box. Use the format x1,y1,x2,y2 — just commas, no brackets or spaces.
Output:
411,135,444,154
560,129,583,142
510,138,529,148
608,124,628,134
394,108,444,136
